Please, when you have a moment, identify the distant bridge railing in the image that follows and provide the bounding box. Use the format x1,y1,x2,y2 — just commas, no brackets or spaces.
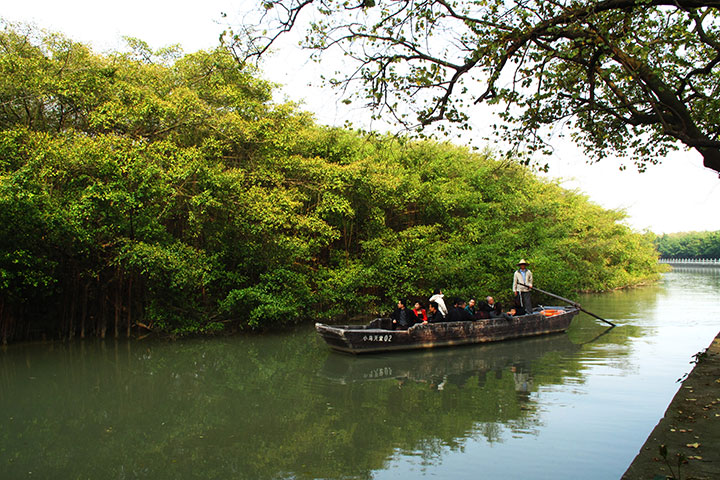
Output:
659,258,720,267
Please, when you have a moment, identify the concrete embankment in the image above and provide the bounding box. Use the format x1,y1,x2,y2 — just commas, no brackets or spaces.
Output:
622,332,720,479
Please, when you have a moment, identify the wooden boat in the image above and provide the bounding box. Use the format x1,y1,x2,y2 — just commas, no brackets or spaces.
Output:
315,306,580,354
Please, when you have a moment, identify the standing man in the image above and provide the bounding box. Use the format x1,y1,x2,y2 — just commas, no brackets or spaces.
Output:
513,259,533,314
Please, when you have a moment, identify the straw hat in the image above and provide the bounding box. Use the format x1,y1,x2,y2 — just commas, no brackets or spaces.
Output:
517,259,528,265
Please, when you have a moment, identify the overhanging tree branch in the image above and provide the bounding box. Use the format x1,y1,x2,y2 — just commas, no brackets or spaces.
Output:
235,0,720,173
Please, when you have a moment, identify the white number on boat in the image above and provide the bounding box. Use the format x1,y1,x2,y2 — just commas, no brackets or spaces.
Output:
362,334,393,342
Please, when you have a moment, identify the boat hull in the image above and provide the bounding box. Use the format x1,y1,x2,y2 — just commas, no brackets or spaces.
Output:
315,307,579,354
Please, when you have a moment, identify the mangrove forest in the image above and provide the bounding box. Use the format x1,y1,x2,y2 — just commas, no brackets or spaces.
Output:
0,23,663,343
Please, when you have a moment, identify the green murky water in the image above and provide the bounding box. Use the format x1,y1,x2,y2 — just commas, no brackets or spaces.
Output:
1,268,719,479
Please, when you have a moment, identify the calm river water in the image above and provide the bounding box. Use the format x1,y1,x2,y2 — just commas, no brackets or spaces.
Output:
1,268,719,479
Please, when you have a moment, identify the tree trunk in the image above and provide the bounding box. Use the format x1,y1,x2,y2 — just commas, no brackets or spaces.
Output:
68,273,78,340
114,269,123,339
80,281,89,339
99,280,107,339
126,274,133,338
0,297,6,345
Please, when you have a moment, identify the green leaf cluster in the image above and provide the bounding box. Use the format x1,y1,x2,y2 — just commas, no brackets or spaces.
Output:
0,23,662,342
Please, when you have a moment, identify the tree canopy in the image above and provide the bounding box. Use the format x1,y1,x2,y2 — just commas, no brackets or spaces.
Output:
236,0,720,173
654,230,720,257
0,22,662,343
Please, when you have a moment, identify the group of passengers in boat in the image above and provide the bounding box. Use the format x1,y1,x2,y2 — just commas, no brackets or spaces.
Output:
390,259,533,330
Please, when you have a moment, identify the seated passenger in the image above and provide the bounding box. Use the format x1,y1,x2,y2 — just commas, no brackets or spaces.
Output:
445,298,475,322
427,301,443,323
413,302,428,323
478,296,514,321
391,299,418,330
465,298,476,316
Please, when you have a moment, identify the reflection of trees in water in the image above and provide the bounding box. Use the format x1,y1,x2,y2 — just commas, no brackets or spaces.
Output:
476,422,504,444
1,330,591,479
320,334,581,447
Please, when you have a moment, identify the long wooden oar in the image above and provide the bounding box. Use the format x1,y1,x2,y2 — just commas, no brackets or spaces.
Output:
517,282,616,327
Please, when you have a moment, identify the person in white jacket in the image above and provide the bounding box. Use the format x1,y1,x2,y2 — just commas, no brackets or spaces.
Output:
512,259,533,314
428,289,448,317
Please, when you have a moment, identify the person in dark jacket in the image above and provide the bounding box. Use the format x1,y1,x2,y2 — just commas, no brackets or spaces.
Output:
478,296,514,321
391,299,418,330
427,301,443,323
464,298,476,316
445,298,475,322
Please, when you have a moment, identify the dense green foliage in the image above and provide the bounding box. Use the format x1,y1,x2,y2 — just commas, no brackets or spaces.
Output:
654,231,720,258
0,23,662,343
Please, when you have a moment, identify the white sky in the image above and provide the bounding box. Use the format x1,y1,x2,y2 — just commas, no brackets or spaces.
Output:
4,1,720,234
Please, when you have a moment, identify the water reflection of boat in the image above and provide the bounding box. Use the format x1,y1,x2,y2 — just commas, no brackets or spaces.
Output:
319,332,580,387
316,306,579,354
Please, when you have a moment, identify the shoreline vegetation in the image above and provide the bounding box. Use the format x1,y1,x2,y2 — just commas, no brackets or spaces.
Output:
654,231,720,259
0,23,664,344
